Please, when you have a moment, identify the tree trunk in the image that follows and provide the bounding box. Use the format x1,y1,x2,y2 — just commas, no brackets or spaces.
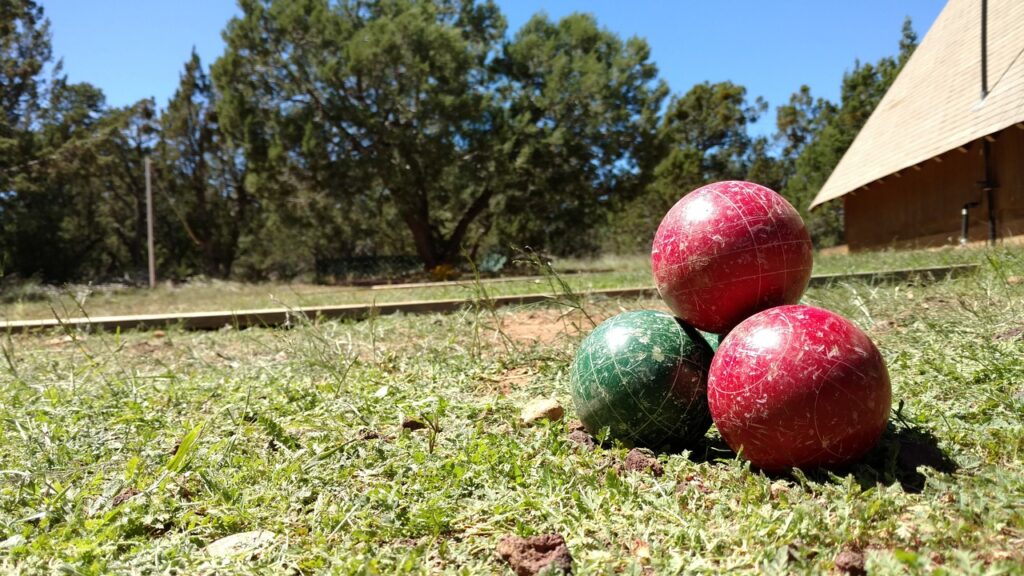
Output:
402,209,440,270
441,187,493,263
400,186,495,271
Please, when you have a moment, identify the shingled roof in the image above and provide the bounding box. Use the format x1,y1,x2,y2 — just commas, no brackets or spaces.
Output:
810,0,1024,209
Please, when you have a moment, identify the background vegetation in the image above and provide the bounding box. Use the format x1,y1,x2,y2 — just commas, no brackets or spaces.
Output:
2,0,917,284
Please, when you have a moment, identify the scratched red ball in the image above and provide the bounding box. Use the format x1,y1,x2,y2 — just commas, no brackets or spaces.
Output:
651,180,813,333
707,305,891,471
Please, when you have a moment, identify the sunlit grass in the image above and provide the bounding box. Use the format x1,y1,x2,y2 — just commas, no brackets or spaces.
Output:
1,247,1022,573
2,245,1005,323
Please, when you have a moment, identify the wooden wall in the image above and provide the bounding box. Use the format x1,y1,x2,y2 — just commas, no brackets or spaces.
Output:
843,125,1024,250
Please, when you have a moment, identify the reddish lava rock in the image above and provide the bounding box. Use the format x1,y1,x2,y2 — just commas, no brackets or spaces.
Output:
111,487,141,507
620,448,665,477
651,180,813,333
708,305,891,471
497,533,573,576
834,548,867,575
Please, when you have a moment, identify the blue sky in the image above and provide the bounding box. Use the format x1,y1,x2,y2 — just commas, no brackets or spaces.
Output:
42,1,945,136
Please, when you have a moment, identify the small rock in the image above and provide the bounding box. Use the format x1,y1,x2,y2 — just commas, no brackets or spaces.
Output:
44,335,74,346
205,530,277,558
358,428,383,440
675,473,709,494
567,420,587,432
152,330,167,338
496,533,573,576
1007,275,1023,286
520,398,564,425
567,429,596,450
401,418,427,431
620,448,664,477
834,548,866,576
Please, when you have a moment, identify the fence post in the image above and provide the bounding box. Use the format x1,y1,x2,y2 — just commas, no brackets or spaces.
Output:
146,157,156,289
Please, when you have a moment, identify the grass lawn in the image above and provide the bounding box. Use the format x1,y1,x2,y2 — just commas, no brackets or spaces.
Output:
1,247,1022,574
0,271,649,323
0,245,988,323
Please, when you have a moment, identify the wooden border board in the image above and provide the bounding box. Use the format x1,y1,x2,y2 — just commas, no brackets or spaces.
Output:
1,263,978,334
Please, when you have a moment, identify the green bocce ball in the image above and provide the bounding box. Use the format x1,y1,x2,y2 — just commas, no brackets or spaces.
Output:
569,310,714,449
698,329,723,352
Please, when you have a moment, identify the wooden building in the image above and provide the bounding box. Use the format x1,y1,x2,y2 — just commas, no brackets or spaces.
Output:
810,0,1024,250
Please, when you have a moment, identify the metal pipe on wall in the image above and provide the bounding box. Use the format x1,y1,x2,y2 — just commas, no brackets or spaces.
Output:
982,139,997,245
961,201,980,245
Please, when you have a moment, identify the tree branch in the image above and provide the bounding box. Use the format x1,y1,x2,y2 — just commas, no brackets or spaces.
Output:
444,185,493,258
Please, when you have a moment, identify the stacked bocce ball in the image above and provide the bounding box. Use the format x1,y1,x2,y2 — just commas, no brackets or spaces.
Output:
569,180,891,471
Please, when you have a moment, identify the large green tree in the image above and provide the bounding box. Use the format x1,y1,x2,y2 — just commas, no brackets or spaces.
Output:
489,12,666,255
0,0,51,277
653,81,766,193
158,50,253,278
15,78,113,280
0,1,164,281
213,0,666,270
0,0,49,155
213,0,507,272
89,99,160,275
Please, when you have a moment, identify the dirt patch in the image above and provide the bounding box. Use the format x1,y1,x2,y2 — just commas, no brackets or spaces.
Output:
497,309,605,345
496,533,573,576
618,448,664,477
499,367,534,394
127,341,171,355
492,298,673,347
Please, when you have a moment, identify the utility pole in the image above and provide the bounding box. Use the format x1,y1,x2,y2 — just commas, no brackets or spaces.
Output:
146,157,156,288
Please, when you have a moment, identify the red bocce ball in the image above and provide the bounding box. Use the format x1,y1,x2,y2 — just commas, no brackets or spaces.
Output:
708,305,891,471
651,180,813,334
